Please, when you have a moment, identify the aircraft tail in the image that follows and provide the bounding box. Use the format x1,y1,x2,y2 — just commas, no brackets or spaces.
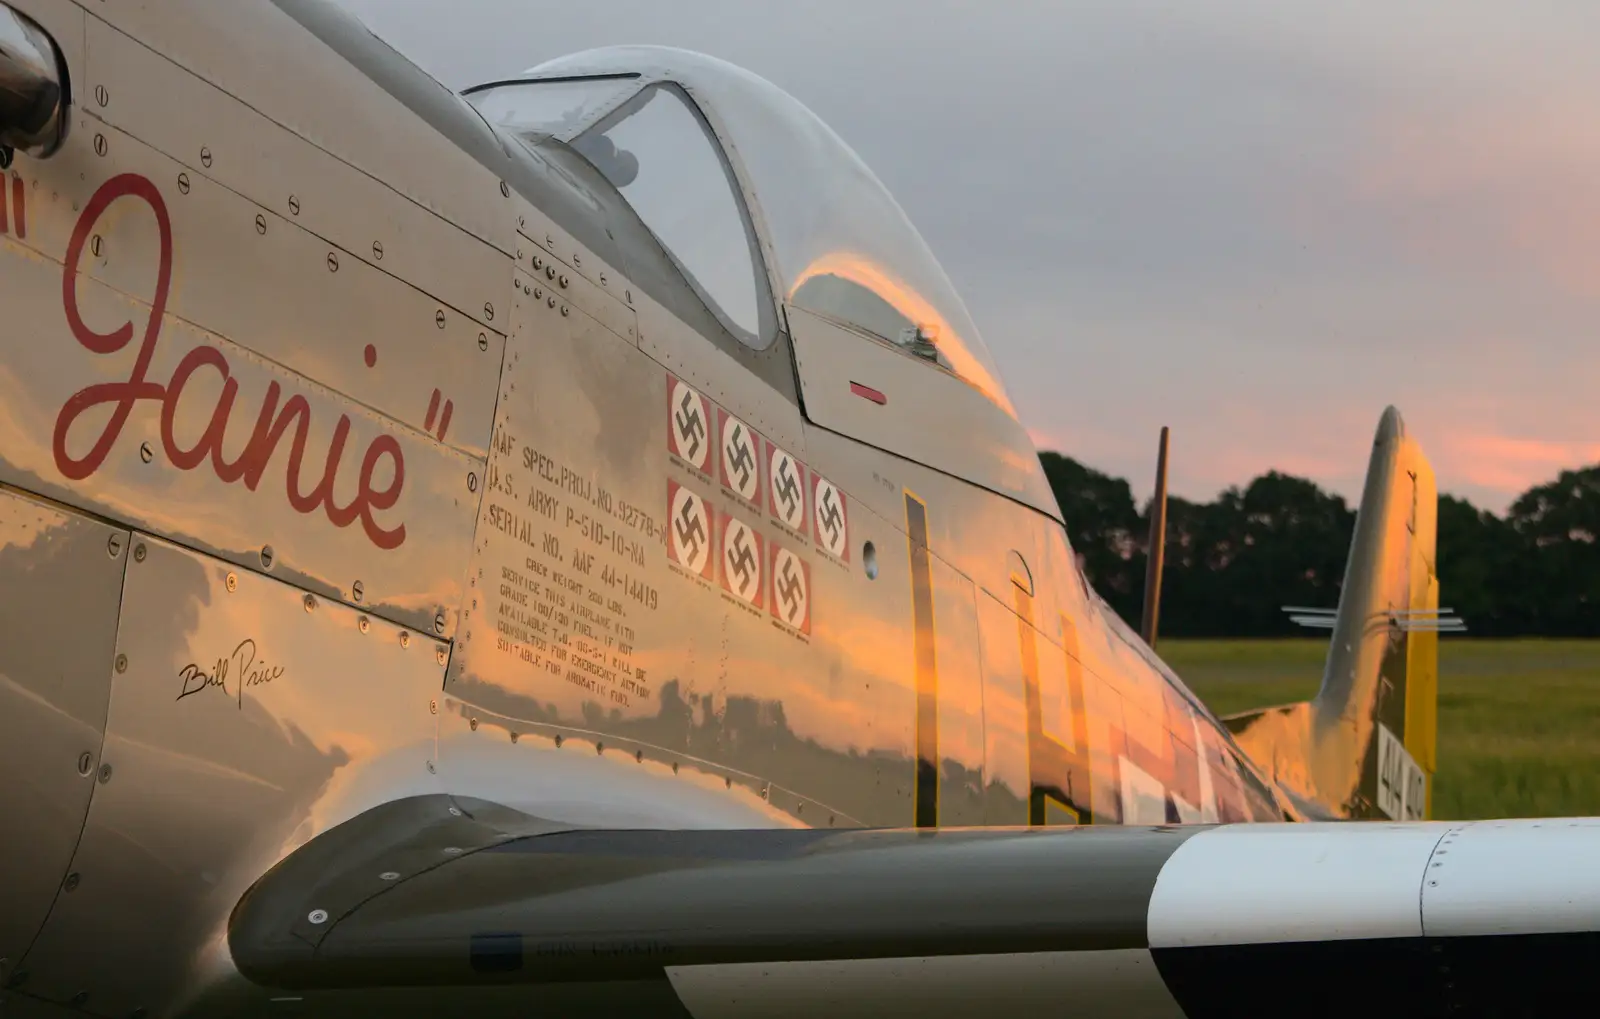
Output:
1223,406,1452,820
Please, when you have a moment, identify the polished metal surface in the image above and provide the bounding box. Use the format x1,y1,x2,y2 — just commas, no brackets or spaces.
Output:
0,4,66,158
787,305,1060,522
433,696,810,832
0,2,1557,1013
924,549,986,827
0,113,486,638
93,0,515,259
81,10,512,340
15,534,446,1015
512,233,638,346
449,271,915,829
635,285,807,454
0,486,128,981
11,108,507,461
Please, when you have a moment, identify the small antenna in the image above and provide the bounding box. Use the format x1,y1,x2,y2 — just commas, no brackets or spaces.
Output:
1141,426,1170,648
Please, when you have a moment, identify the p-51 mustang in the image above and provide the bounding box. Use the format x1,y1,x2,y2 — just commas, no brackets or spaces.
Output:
0,2,1593,1016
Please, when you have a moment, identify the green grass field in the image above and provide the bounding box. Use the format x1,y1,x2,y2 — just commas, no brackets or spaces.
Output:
1163,639,1600,820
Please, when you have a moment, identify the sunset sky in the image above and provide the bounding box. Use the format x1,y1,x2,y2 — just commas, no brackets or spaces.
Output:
338,0,1600,513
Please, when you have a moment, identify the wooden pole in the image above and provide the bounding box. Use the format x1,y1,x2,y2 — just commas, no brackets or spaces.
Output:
1140,426,1170,649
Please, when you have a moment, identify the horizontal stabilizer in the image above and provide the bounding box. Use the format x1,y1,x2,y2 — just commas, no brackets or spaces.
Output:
1281,605,1467,633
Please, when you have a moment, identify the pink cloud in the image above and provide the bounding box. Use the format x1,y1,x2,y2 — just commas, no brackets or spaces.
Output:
1434,431,1600,497
1030,409,1596,516
1025,401,1374,507
1025,426,1058,450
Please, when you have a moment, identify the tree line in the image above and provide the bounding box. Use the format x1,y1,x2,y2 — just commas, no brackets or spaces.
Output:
1038,452,1600,638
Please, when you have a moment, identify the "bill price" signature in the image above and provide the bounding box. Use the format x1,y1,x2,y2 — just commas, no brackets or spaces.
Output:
176,638,284,709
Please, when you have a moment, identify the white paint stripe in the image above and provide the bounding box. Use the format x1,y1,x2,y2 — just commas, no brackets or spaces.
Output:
668,949,1186,1019
1121,757,1169,825
1423,819,1600,937
1171,719,1219,825
1147,822,1460,947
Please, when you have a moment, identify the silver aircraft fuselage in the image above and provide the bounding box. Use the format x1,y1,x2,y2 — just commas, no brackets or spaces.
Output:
7,3,1582,1018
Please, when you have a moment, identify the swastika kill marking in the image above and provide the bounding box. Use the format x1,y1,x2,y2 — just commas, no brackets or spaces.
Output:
812,474,850,562
667,374,712,473
667,480,714,579
720,514,765,608
766,441,808,536
718,409,761,506
769,544,811,635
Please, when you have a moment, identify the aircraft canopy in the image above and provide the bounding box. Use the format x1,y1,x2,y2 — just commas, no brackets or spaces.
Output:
466,46,1017,418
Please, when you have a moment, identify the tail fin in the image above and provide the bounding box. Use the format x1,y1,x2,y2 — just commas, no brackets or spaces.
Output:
1224,406,1445,820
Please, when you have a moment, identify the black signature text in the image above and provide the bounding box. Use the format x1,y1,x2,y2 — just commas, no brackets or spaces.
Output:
177,638,284,709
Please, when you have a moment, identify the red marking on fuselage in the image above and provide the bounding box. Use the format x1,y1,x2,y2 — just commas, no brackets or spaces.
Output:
424,388,441,432
0,175,9,235
436,400,453,443
850,381,886,405
51,174,408,550
11,175,24,239
363,343,377,368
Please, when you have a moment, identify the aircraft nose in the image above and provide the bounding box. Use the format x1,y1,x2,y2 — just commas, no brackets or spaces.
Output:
0,489,129,987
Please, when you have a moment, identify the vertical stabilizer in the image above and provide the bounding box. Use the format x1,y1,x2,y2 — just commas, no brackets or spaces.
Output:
1223,406,1445,819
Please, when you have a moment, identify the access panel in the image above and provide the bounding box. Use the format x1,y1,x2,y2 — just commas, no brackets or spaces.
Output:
0,487,128,985
788,304,1060,521
17,535,445,1015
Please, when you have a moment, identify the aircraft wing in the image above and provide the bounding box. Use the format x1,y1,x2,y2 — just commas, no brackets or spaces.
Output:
227,795,1600,1017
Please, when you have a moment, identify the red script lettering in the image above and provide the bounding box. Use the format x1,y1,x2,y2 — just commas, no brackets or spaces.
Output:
51,174,407,550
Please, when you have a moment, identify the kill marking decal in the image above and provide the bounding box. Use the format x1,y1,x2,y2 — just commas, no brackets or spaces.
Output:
812,473,850,562
768,543,811,636
719,513,765,608
667,480,715,580
766,440,808,537
666,373,712,474
717,409,762,506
